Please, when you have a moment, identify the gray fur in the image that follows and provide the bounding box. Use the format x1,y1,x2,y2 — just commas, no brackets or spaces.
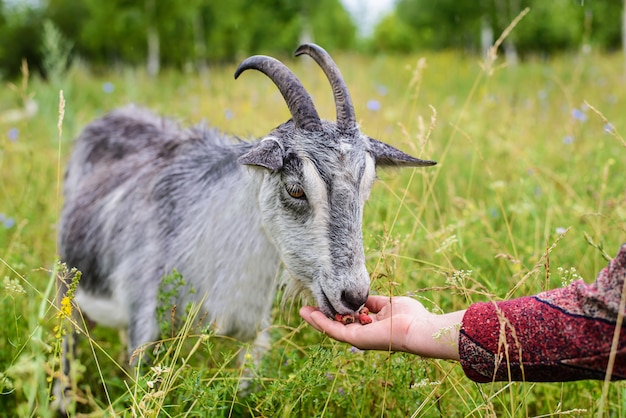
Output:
56,46,436,409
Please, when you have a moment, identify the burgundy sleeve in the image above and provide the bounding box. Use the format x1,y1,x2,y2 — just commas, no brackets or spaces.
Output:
459,244,626,382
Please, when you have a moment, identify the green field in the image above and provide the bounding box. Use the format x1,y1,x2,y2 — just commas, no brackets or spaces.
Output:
1,49,625,416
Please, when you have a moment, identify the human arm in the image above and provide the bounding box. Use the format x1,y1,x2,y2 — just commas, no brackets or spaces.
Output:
301,244,626,382
460,243,626,382
299,295,465,361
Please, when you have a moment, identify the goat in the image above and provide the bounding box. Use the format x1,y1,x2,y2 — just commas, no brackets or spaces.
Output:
55,43,436,406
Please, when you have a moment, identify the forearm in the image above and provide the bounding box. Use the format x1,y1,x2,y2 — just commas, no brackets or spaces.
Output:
459,244,626,382
405,310,465,361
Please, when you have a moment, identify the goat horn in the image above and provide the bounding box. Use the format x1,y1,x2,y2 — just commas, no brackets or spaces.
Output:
235,55,323,132
294,43,357,132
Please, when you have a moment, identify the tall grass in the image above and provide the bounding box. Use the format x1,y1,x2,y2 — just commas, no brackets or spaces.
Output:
0,46,624,416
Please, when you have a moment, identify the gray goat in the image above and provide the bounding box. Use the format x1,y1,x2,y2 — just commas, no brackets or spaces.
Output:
56,43,435,400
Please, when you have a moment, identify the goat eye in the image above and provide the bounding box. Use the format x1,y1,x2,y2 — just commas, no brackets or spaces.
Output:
286,183,306,199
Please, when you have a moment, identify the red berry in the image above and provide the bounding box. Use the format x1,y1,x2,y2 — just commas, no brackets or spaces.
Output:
335,313,355,325
358,313,372,324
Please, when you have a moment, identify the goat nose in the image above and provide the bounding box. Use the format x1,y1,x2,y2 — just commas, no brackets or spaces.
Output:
341,289,368,312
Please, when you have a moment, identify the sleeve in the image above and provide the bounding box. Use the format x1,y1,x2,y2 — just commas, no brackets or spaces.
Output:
459,244,626,383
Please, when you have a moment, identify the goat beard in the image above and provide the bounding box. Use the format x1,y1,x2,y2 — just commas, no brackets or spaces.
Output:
279,272,316,316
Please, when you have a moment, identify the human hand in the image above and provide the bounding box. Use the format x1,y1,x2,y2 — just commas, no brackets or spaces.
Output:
300,295,464,361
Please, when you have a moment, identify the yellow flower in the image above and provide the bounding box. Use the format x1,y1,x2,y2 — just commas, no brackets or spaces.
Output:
57,296,73,318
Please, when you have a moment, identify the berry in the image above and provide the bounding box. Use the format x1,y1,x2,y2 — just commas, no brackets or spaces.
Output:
358,313,372,324
335,313,355,324
334,307,372,325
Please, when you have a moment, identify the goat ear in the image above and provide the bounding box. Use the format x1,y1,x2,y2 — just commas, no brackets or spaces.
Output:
239,138,284,171
368,137,437,168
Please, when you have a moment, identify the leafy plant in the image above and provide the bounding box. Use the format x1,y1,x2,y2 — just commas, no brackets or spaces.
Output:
0,45,625,416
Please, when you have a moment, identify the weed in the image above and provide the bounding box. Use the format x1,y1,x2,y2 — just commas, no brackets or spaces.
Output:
156,269,190,339
0,45,625,416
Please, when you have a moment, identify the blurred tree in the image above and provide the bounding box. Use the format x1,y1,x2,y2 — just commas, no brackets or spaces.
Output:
201,0,299,61
370,12,416,53
40,0,355,75
67,0,145,66
586,0,622,50
393,0,487,51
200,0,355,61
2,0,626,79
0,3,44,79
372,0,623,56
307,0,356,50
514,0,583,54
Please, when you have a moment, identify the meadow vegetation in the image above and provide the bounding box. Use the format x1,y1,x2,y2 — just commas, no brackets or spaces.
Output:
0,48,625,416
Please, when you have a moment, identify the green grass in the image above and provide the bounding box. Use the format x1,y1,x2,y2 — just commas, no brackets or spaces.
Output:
1,49,625,417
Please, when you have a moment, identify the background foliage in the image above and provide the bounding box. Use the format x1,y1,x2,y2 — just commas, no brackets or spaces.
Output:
376,0,623,54
1,0,626,416
0,0,624,78
1,0,356,78
1,39,625,416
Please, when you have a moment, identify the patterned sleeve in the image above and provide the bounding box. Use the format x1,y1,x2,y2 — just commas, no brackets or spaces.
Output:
459,244,626,383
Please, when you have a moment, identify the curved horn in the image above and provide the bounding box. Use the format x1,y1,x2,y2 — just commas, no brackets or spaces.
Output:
235,55,322,132
294,43,357,132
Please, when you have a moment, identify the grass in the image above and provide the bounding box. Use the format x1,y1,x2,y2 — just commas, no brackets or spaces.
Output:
0,46,625,417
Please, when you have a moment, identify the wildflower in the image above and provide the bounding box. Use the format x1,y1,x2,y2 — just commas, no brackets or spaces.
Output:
57,296,73,318
150,365,170,375
411,378,440,389
4,276,25,296
555,227,567,235
411,378,430,389
571,108,587,122
435,235,458,254
376,84,388,96
603,123,614,134
366,99,381,112
558,266,583,287
102,82,115,94
0,214,15,229
325,372,334,380
53,324,63,339
7,128,18,142
349,346,363,354
562,135,574,145
224,109,234,120
446,270,472,287
337,387,345,396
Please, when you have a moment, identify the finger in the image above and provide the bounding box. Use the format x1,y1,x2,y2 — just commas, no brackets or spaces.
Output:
299,306,325,332
307,310,353,338
299,305,318,318
308,310,394,351
365,295,393,313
